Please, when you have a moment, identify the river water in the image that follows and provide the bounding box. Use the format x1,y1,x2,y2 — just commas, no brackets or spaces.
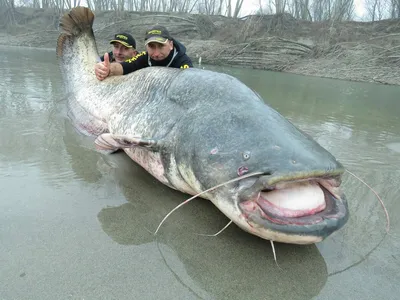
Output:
1,45,399,300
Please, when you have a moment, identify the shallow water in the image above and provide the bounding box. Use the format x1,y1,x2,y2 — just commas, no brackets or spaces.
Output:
1,46,399,300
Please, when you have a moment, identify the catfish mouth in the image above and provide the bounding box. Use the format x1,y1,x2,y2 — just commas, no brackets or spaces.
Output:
239,177,349,237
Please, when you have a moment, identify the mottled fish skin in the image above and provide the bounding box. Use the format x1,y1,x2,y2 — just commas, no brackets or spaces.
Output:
57,7,349,244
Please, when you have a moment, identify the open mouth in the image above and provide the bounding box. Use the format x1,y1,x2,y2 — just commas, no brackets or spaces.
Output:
240,178,348,227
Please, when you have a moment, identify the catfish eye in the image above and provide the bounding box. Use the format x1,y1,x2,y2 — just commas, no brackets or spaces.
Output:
242,151,251,161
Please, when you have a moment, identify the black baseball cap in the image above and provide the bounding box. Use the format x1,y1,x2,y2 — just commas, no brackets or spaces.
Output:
109,33,136,48
144,25,172,45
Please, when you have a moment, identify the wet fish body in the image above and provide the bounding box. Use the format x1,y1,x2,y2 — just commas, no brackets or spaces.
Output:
57,7,349,244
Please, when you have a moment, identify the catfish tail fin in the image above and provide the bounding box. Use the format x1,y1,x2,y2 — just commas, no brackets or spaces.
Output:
59,6,94,37
56,6,96,59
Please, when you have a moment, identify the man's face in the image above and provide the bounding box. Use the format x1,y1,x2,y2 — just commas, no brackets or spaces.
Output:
146,40,173,61
112,43,137,63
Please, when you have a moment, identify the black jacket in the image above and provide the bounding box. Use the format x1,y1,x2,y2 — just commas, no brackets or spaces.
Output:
120,40,193,75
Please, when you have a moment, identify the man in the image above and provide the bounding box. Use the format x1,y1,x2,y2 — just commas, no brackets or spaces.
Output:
99,32,138,63
95,25,193,81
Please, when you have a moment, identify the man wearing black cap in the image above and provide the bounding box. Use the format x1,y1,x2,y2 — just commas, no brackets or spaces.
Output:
99,32,138,63
95,25,193,81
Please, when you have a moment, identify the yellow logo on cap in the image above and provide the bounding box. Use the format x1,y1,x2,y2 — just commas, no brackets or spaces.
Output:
148,30,162,35
116,35,128,40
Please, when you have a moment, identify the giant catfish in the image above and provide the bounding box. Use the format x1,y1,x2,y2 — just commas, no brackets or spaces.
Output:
57,7,348,244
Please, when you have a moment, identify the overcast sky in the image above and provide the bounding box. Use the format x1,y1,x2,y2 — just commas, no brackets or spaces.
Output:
240,0,366,18
74,0,367,19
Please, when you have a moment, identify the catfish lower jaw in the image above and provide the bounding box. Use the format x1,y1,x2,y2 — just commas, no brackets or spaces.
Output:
239,180,349,237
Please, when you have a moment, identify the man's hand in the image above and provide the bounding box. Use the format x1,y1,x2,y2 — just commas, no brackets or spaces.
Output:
95,52,110,81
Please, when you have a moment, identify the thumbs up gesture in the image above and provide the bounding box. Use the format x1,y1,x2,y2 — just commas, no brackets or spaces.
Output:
95,52,110,81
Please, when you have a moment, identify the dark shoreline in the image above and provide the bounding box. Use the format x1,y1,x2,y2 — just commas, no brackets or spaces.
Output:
1,7,399,86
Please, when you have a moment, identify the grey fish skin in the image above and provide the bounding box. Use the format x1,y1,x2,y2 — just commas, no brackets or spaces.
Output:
57,7,349,245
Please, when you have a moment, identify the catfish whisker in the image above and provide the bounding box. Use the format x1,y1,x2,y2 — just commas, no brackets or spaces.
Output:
270,240,281,269
194,191,259,237
345,169,390,233
195,221,233,237
154,171,264,235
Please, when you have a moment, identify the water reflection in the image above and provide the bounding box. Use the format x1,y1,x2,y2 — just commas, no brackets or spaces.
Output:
64,115,398,283
386,142,400,153
60,121,327,299
60,64,400,297
59,57,400,298
1,46,400,299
